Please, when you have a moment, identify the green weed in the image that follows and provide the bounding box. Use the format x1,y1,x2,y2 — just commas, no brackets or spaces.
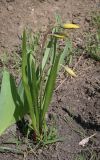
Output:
86,12,100,61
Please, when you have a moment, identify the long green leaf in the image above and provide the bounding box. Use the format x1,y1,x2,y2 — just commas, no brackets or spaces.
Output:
18,79,24,104
42,26,58,71
42,39,53,70
31,60,39,130
22,30,38,134
17,79,28,113
58,38,72,71
42,53,61,122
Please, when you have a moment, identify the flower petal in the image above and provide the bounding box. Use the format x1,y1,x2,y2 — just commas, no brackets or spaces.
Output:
61,64,77,77
49,33,67,39
62,23,80,29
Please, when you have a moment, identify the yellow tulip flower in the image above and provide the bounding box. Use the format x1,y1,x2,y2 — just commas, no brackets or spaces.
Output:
61,64,77,77
62,23,80,29
49,33,67,39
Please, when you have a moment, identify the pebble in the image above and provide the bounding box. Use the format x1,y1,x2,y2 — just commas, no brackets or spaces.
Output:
85,17,91,23
38,149,42,154
7,5,13,11
72,18,80,24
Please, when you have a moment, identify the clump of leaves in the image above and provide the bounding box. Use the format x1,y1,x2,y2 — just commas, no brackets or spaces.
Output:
0,15,79,144
86,12,100,61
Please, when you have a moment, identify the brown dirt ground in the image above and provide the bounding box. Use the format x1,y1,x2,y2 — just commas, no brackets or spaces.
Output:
0,0,100,160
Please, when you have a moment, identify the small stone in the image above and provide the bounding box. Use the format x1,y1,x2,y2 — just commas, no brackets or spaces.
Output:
7,5,13,11
72,18,80,24
38,149,42,154
85,17,91,23
88,97,91,101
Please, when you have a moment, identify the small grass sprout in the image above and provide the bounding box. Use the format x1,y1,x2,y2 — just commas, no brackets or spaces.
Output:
86,12,100,61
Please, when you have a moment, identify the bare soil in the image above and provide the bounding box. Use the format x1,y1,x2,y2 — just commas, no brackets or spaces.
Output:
0,0,100,160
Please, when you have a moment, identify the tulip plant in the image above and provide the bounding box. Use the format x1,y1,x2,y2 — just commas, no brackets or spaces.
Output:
0,16,79,144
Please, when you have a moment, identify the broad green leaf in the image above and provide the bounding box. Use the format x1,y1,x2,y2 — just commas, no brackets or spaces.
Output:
0,71,15,135
11,78,27,123
0,71,25,135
